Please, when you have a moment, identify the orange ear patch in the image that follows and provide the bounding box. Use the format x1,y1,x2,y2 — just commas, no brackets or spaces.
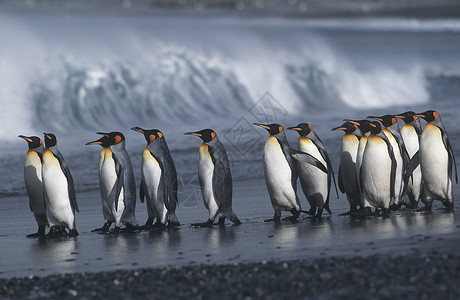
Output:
278,125,283,133
149,134,156,143
157,132,163,139
211,131,216,140
433,111,439,120
115,135,122,144
308,124,312,132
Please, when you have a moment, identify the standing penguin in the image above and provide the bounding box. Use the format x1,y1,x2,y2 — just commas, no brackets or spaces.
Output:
288,123,337,218
360,122,397,216
42,133,79,237
185,129,241,227
85,135,113,232
395,111,423,208
408,110,457,211
343,120,372,198
331,121,361,214
253,123,326,222
132,127,180,229
368,115,409,209
19,135,48,238
95,132,138,231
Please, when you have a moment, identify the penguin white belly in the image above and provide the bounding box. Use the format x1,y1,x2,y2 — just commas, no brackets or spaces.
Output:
384,129,404,202
24,150,47,226
42,150,75,229
198,144,219,218
100,150,124,225
340,134,359,194
420,123,451,200
356,136,367,191
400,125,422,200
362,136,392,208
298,138,328,207
142,149,168,224
263,136,298,211
98,149,112,221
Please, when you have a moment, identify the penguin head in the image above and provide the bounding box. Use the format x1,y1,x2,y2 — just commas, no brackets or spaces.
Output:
287,123,312,137
43,133,57,148
345,120,372,134
367,115,397,128
19,135,43,150
184,129,216,143
331,121,358,134
97,132,125,146
369,121,383,135
85,136,110,148
253,123,284,136
416,110,440,123
395,111,418,124
131,127,164,145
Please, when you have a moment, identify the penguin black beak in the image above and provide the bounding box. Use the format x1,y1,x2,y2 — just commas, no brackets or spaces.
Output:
43,133,52,140
287,127,301,131
415,114,425,118
131,127,145,134
253,123,270,130
331,126,346,131
348,121,361,126
96,132,110,137
85,139,103,146
18,135,33,143
367,116,383,121
184,132,202,137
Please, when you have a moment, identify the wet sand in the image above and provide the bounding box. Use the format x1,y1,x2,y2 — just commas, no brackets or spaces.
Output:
0,178,459,279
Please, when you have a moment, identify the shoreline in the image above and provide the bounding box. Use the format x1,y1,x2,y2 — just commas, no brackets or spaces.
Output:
1,253,459,299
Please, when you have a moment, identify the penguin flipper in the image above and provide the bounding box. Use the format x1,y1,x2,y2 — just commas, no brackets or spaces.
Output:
114,157,124,212
338,165,345,194
211,159,232,209
384,136,397,199
403,150,420,186
290,150,327,173
443,134,458,184
311,137,339,198
139,179,145,203
152,150,178,211
54,150,79,213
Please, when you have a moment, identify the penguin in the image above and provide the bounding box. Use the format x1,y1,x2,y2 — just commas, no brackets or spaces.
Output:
185,129,241,227
42,133,79,237
19,135,48,238
368,115,409,209
253,123,327,222
407,110,457,211
343,120,372,198
331,121,362,214
85,135,113,232
395,111,423,208
95,131,139,231
360,122,397,216
132,127,180,229
287,123,337,218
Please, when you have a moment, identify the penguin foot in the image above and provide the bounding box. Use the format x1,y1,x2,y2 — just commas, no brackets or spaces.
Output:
68,229,79,237
339,211,351,216
301,208,316,216
445,203,454,212
27,226,46,238
191,219,214,228
150,223,167,231
46,226,68,238
124,224,140,233
390,203,402,211
168,220,181,227
282,216,299,222
218,217,226,227
264,212,281,223
382,208,391,218
92,222,112,233
353,207,373,218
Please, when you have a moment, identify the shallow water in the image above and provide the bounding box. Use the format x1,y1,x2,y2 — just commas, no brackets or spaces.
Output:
0,178,459,278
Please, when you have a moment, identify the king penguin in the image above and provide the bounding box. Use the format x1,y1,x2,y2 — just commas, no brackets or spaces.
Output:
407,110,457,211
368,115,409,209
132,127,180,229
185,129,241,227
42,133,79,237
360,122,396,216
331,121,361,214
85,135,113,232
253,123,326,222
395,111,423,208
19,135,48,238
343,120,372,198
95,131,139,231
288,123,337,218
